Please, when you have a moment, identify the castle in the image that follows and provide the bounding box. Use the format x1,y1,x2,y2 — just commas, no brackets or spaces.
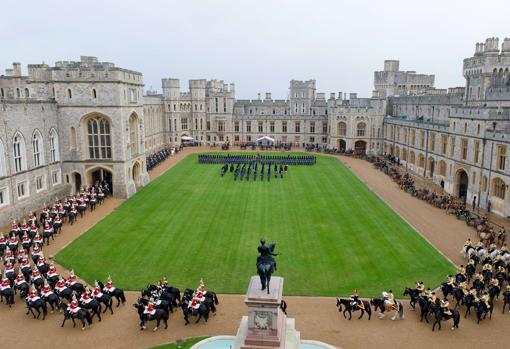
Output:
1,37,510,223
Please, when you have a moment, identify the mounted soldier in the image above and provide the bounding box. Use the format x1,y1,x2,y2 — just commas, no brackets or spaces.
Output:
256,239,279,293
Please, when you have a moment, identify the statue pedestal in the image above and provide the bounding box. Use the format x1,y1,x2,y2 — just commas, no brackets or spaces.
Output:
237,276,289,349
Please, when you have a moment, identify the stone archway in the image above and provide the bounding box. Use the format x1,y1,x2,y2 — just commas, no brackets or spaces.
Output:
354,140,367,154
87,166,113,193
73,172,82,193
456,169,469,200
338,139,346,151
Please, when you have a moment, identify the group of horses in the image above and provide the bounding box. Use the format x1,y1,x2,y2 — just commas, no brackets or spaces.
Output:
133,283,220,331
335,297,404,322
146,146,173,172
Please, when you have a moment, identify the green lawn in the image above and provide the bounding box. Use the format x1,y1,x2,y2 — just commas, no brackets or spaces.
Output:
56,153,454,297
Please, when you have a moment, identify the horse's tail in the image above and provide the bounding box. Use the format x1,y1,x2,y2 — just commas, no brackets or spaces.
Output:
42,302,48,317
214,293,219,305
398,301,404,318
453,310,460,328
120,290,126,303
85,311,93,325
108,297,113,308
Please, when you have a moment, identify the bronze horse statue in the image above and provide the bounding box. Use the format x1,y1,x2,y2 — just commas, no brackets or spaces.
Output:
256,240,278,294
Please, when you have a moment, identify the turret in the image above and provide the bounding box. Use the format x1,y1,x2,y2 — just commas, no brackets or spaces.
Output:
162,78,180,100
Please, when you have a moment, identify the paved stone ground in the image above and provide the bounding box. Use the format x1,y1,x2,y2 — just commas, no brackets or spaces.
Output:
0,148,508,349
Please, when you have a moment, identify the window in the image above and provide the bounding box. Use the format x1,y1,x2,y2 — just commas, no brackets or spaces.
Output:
32,131,44,167
450,137,455,157
310,136,315,143
429,133,436,152
497,145,506,170
246,123,251,132
67,89,72,99
403,128,407,143
25,88,29,97
295,122,300,133
247,135,251,142
402,149,407,161
411,129,416,145
477,124,480,135
206,121,210,131
461,138,468,160
70,127,77,150
270,122,275,133
0,88,4,98
282,122,287,133
234,122,239,132
86,116,112,159
482,175,487,192
181,118,188,130
129,114,139,155
49,129,59,162
419,131,425,148
52,170,61,185
35,175,44,191
17,182,27,199
0,140,6,177
418,154,425,168
310,122,315,133
92,89,97,99
337,122,346,136
322,122,327,134
0,187,7,206
464,123,467,133
492,178,506,199
234,135,239,142
410,151,415,164
440,135,447,154
439,161,446,176
258,122,263,133
474,141,480,163
218,121,225,132
13,133,26,173
356,122,366,137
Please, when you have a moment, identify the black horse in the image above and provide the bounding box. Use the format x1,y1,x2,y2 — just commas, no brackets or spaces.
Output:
462,294,476,318
67,282,85,296
26,298,47,320
59,303,93,330
502,290,510,314
403,288,420,310
14,280,30,299
133,301,169,331
98,281,126,307
474,300,493,324
441,283,454,299
0,287,15,307
417,296,433,323
54,286,74,302
95,293,114,314
42,292,61,312
181,300,210,325
79,299,102,321
182,288,219,314
336,298,371,320
431,304,460,331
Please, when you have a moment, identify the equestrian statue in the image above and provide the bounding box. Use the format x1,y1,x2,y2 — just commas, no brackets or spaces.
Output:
256,239,279,294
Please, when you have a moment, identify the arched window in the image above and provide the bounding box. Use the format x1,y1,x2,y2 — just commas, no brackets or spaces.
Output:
70,127,77,150
129,113,139,155
482,175,487,192
32,130,44,167
49,129,59,162
337,122,347,136
492,177,506,199
410,151,415,164
402,148,407,161
92,89,97,99
16,88,20,98
0,140,6,177
418,154,425,168
24,88,29,98
67,89,72,99
86,116,112,159
439,160,446,176
12,132,26,172
0,88,4,98
356,122,366,137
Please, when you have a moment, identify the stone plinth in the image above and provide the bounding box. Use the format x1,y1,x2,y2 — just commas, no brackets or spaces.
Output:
239,276,287,349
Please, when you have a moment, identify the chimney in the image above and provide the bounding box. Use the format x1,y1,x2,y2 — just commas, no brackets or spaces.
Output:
257,93,261,100
329,92,335,99
265,92,272,100
338,92,343,99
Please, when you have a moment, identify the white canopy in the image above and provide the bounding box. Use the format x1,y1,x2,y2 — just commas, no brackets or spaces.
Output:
256,136,275,143
181,136,194,141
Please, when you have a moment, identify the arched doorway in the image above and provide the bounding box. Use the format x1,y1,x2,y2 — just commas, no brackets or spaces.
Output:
354,140,367,154
456,169,469,200
89,167,113,193
338,139,346,151
132,162,141,189
73,172,82,193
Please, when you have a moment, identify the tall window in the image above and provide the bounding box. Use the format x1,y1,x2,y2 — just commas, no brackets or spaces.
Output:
439,161,446,176
0,140,6,177
246,123,251,132
411,129,416,145
129,114,138,155
234,122,239,132
86,117,112,159
492,178,506,199
322,122,327,134
497,145,506,170
258,122,263,133
70,127,77,150
270,122,275,133
440,135,447,154
429,133,436,151
181,118,188,130
474,141,480,163
13,133,26,172
218,121,225,132
461,138,468,160
356,122,366,137
32,131,43,167
295,122,301,133
92,89,97,99
450,137,455,157
282,122,287,133
310,122,315,133
49,129,59,162
337,122,346,136
403,128,407,143
419,131,425,148
67,89,72,99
